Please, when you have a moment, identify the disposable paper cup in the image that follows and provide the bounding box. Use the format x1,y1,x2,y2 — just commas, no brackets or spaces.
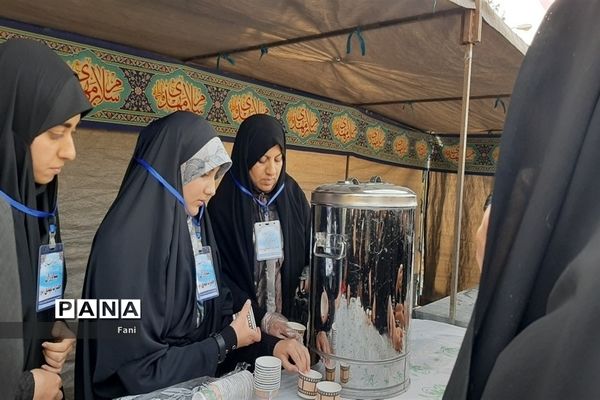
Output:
297,369,322,399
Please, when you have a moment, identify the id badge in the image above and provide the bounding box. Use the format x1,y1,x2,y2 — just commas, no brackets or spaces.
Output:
254,220,283,261
37,244,64,312
195,246,219,302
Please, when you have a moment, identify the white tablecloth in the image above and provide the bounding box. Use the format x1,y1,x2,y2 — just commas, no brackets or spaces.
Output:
119,319,466,400
413,288,478,328
277,319,465,400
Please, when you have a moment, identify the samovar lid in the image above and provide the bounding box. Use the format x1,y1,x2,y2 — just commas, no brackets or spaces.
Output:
311,178,417,208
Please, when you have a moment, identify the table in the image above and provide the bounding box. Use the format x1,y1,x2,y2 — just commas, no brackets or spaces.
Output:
277,319,465,400
412,288,478,328
119,319,465,400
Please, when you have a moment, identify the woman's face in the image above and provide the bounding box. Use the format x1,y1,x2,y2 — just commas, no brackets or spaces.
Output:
182,166,219,216
30,114,81,184
249,144,283,193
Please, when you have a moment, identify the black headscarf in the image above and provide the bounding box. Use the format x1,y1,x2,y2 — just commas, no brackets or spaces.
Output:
76,112,236,399
209,114,311,323
0,38,91,371
444,1,600,398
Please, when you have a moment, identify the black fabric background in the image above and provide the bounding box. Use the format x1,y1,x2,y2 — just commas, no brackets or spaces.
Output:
444,1,600,398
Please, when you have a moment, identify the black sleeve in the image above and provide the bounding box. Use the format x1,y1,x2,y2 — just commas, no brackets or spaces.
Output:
288,176,312,268
220,272,266,325
219,325,237,356
113,335,221,395
213,243,235,328
15,371,34,400
113,223,235,394
219,271,268,330
222,333,280,370
215,238,261,323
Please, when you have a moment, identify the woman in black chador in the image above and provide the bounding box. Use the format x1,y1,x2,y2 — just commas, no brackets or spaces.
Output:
444,1,600,398
76,112,308,399
209,114,311,342
0,39,91,399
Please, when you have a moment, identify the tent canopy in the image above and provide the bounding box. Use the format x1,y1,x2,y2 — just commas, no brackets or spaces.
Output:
0,0,526,134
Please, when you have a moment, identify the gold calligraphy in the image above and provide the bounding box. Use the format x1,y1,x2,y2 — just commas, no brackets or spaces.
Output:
227,92,270,123
286,105,319,138
443,145,476,164
415,140,429,160
151,76,208,114
366,127,386,150
331,114,357,143
393,136,409,157
69,57,123,107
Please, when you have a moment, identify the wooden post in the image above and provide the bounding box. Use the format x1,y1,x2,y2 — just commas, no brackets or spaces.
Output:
449,0,481,324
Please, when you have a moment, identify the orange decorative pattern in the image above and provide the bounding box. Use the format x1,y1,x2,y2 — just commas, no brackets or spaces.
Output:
443,145,476,164
227,92,270,124
331,114,358,144
68,57,123,106
151,76,208,114
393,135,409,157
415,140,429,160
366,126,386,150
286,104,319,138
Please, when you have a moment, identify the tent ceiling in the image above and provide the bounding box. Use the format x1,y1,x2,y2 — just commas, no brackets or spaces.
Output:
0,0,526,134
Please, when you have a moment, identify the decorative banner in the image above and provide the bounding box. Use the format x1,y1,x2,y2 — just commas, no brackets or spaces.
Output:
331,112,358,144
415,139,430,161
0,23,500,175
285,102,320,139
64,50,128,112
429,136,501,173
147,71,212,116
443,145,477,164
224,89,271,125
393,135,410,158
366,126,386,151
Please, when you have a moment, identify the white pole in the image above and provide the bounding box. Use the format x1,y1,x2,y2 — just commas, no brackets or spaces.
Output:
450,41,474,324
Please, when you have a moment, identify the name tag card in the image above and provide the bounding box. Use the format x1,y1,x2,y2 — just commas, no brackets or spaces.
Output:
195,246,219,302
254,220,283,261
37,244,64,312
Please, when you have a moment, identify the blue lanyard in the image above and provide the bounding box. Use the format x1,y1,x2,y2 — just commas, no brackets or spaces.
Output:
192,206,205,240
136,158,185,206
135,157,205,234
0,188,58,240
229,173,285,213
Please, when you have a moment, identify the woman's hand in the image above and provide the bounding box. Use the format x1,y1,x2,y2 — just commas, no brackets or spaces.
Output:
31,368,63,400
41,321,75,374
273,338,310,373
230,300,261,348
261,312,299,339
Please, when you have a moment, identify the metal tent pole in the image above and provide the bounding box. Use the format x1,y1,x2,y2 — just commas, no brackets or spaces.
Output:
450,0,481,324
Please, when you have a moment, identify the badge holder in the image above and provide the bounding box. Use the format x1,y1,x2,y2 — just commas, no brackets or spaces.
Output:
195,246,219,302
36,224,64,312
254,220,283,261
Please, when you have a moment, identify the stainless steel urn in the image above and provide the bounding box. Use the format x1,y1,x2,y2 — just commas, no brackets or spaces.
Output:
308,180,416,399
